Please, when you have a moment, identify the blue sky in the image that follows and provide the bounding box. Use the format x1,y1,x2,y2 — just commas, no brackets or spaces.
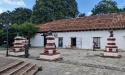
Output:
0,0,125,16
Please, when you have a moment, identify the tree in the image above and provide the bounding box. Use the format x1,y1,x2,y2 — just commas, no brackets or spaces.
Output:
78,13,85,17
91,0,119,15
32,0,79,24
0,8,33,46
11,8,32,24
123,8,125,11
0,29,5,45
19,22,38,38
0,8,32,25
11,22,38,46
0,29,4,37
0,11,11,24
118,8,125,12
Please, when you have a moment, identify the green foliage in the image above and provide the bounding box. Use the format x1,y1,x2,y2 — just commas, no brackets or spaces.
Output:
11,22,38,38
118,8,125,12
11,22,38,46
0,8,32,25
31,0,79,24
20,22,38,38
11,8,32,24
91,0,119,15
0,29,4,37
0,22,38,46
0,7,36,46
11,23,20,32
0,11,11,24
0,29,5,46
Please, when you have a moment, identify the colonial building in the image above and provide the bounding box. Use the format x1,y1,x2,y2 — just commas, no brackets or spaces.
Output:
31,13,125,51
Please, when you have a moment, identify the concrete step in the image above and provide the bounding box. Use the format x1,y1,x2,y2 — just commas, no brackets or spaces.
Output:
24,65,39,75
1,62,29,75
0,59,39,75
13,63,36,75
0,60,23,74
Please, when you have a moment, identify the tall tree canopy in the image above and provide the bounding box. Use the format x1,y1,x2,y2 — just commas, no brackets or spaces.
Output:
0,8,32,25
0,11,11,24
32,0,79,24
91,0,119,15
11,8,32,24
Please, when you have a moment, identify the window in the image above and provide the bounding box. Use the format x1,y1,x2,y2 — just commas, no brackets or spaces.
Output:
93,37,101,49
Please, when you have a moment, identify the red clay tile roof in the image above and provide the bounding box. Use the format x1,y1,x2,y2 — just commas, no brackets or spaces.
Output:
38,13,125,32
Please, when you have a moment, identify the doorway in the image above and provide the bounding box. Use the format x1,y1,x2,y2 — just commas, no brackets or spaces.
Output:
71,37,76,48
93,37,101,49
58,37,63,48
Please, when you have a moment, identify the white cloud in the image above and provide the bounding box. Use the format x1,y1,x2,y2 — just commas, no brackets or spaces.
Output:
0,9,3,13
86,12,92,16
0,8,6,13
3,0,26,7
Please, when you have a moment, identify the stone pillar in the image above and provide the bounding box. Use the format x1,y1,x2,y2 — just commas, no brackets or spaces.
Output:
102,31,121,58
40,31,62,60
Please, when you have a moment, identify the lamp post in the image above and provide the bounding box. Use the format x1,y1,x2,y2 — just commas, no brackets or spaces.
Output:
3,23,11,57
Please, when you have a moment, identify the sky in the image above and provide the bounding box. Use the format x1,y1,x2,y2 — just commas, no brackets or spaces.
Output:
0,0,125,16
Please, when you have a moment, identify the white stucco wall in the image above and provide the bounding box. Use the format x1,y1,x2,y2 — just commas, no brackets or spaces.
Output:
31,30,125,50
54,31,108,49
30,33,44,47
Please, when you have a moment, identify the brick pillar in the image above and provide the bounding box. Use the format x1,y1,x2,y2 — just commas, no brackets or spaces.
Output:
44,35,56,55
105,37,118,52
102,31,121,58
9,36,26,56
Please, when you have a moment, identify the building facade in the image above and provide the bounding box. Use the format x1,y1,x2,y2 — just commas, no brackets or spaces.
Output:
31,13,125,51
31,30,125,50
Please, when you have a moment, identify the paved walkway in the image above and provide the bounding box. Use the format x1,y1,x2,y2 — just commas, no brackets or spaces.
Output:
0,48,125,75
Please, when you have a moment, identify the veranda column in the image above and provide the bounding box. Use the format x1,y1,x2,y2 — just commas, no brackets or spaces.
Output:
102,31,121,57
40,31,62,60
